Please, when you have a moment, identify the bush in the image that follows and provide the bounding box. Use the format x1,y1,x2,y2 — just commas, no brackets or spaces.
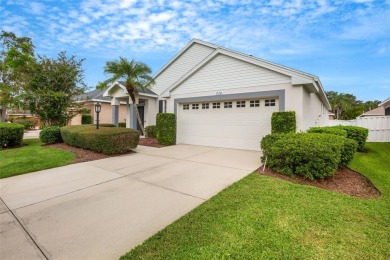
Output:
308,127,347,137
145,125,157,138
40,126,63,144
118,122,126,128
340,138,358,166
92,123,116,127
61,125,140,154
12,117,37,130
81,114,92,124
271,111,296,134
333,126,368,150
260,133,285,152
156,113,176,145
0,123,24,148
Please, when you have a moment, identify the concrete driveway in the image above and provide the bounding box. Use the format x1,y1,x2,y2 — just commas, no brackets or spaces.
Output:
0,144,260,260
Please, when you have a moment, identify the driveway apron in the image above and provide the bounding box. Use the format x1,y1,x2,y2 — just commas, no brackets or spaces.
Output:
0,144,260,260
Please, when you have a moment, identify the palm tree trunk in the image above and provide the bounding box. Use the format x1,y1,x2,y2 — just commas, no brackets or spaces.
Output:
129,91,146,136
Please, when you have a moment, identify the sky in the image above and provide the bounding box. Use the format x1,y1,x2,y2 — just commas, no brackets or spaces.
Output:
1,0,389,102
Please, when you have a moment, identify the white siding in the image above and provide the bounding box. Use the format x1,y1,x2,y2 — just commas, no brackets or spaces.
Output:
151,43,215,95
301,87,328,131
329,117,390,142
172,54,290,95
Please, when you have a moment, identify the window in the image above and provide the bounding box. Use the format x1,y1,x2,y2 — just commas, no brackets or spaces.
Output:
250,100,260,107
236,101,246,108
202,103,209,109
213,102,220,109
224,101,232,108
183,104,189,110
192,104,199,109
265,99,276,107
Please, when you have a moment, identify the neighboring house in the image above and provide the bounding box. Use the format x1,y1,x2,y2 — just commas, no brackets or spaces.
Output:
70,88,128,125
104,39,331,150
359,97,390,117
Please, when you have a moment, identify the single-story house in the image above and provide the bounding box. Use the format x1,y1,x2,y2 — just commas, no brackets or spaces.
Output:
104,39,331,150
359,97,390,117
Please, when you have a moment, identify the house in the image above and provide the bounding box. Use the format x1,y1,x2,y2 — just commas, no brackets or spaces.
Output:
104,39,331,150
359,97,390,117
70,88,128,126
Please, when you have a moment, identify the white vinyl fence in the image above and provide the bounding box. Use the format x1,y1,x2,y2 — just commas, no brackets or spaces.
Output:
328,116,390,142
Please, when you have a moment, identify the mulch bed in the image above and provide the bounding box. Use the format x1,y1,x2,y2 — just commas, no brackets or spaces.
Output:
46,143,115,163
256,167,380,199
138,137,166,148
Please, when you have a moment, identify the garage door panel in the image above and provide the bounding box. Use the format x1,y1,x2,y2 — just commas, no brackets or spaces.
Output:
177,98,278,150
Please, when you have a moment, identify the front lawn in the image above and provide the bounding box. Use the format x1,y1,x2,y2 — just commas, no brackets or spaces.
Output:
121,143,390,259
0,139,75,179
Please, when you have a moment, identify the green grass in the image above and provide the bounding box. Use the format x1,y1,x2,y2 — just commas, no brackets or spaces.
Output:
121,143,390,259
0,139,75,179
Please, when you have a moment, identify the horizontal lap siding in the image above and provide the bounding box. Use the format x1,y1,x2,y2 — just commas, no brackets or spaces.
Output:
151,43,215,95
172,54,290,94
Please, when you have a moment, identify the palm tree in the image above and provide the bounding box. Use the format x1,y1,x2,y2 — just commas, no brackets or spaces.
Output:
99,57,154,136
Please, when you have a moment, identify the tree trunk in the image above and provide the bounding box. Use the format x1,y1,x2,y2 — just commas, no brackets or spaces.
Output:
128,91,146,136
0,107,7,122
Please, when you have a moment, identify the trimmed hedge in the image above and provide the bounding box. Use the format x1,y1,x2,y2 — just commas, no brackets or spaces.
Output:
261,133,358,180
156,113,176,145
61,125,140,154
92,123,116,127
0,123,24,148
308,126,347,137
40,126,63,144
145,125,157,138
81,114,92,124
118,122,126,128
333,126,368,150
271,111,296,134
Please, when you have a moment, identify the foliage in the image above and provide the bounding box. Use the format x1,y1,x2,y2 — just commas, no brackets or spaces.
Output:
61,125,140,154
262,133,342,180
0,122,24,147
92,123,116,127
0,31,35,121
98,57,155,136
0,139,74,178
308,126,347,137
145,125,157,138
24,52,86,127
260,133,285,151
12,116,37,130
326,91,381,120
156,113,176,145
39,126,62,144
81,114,92,124
271,111,296,134
118,122,126,128
121,143,390,259
333,126,368,150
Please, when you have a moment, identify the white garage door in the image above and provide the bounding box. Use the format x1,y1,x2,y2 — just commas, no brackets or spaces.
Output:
177,98,279,150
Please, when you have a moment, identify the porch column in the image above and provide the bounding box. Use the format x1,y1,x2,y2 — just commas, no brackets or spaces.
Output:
111,98,120,126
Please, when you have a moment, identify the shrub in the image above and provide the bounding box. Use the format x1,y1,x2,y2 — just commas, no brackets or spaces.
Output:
340,138,358,166
333,126,368,150
61,125,140,154
92,123,116,127
40,126,63,144
271,111,296,134
260,133,285,152
145,125,157,138
156,113,176,145
12,117,37,130
262,133,343,180
0,123,24,148
308,127,347,137
118,122,126,128
81,114,92,124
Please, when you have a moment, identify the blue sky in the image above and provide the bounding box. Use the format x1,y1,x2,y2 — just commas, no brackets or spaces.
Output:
1,0,389,101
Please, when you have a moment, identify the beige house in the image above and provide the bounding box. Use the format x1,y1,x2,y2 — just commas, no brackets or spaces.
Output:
104,39,331,150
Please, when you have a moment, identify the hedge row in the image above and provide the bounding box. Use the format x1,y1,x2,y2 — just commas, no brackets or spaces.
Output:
40,126,63,144
271,111,296,134
0,123,24,148
156,113,176,145
261,133,358,180
60,125,140,154
308,126,368,150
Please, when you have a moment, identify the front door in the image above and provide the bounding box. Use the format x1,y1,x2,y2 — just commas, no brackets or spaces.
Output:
136,105,145,133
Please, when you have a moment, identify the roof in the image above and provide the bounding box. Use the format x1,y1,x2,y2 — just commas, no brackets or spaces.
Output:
75,88,111,102
158,39,331,110
360,106,385,117
117,81,157,96
379,97,390,107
